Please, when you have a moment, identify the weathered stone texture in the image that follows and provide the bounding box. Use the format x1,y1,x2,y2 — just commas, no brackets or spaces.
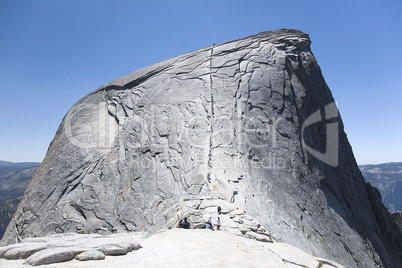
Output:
0,232,142,266
1,29,401,267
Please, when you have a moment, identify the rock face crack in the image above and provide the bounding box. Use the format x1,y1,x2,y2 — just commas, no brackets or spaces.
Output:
2,29,401,268
207,43,215,184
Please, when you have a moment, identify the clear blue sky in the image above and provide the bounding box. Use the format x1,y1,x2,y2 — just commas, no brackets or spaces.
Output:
0,0,401,164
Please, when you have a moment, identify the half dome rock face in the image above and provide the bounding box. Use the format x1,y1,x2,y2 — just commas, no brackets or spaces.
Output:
2,29,401,267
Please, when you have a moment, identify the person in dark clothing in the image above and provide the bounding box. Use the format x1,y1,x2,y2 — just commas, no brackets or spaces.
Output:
179,218,190,229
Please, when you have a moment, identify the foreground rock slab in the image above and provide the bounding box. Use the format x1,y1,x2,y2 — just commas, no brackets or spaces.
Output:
0,229,345,267
75,250,105,261
0,232,143,266
25,247,87,266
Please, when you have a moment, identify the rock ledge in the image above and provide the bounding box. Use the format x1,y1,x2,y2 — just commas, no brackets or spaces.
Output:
0,229,345,267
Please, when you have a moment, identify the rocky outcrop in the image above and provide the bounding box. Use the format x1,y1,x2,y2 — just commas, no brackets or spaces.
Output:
1,29,401,267
0,232,142,266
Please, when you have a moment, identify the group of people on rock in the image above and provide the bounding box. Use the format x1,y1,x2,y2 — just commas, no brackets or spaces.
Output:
205,216,221,231
178,206,222,230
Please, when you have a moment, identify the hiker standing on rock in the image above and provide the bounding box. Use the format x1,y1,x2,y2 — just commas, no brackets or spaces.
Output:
206,217,214,230
208,217,213,229
216,217,221,230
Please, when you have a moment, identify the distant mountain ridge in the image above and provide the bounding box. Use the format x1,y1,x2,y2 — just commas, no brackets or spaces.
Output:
360,162,402,212
0,197,22,241
0,166,38,202
0,160,40,167
0,163,39,240
0,161,40,176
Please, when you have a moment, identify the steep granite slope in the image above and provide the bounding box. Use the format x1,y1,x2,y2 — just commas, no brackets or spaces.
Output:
2,29,401,267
